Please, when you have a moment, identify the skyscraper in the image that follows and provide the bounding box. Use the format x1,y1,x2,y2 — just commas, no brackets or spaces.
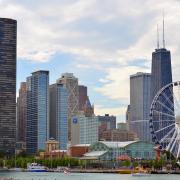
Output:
151,16,172,101
151,48,172,101
0,18,17,154
150,20,173,144
57,73,79,140
130,72,152,142
26,70,49,154
49,83,68,150
17,82,27,142
78,85,88,111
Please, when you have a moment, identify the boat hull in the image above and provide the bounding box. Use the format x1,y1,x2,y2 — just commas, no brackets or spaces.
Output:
28,169,47,172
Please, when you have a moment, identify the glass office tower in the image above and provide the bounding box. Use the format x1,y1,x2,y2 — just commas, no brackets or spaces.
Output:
49,83,68,150
26,70,49,154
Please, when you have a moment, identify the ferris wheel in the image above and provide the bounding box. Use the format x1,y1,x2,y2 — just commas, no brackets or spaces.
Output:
149,81,180,158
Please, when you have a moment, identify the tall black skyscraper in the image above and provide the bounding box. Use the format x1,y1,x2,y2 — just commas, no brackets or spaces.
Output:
151,18,172,101
0,18,17,154
151,48,172,101
150,19,174,145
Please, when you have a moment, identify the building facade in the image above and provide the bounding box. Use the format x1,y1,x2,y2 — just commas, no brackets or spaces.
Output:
49,83,68,150
150,47,173,144
84,141,156,160
0,18,17,154
17,82,27,142
101,129,137,142
98,114,116,140
71,113,98,145
151,48,172,101
130,72,151,142
26,70,49,154
57,73,79,140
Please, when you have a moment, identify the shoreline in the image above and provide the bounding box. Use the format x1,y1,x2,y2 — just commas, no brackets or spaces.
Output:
1,168,180,174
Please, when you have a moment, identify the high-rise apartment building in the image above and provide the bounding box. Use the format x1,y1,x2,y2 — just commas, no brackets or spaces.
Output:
78,85,88,111
17,82,27,142
130,72,151,142
0,18,17,154
49,83,68,150
57,73,79,140
26,70,49,154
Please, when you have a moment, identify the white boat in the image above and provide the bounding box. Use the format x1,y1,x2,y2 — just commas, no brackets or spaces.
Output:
27,163,47,172
176,161,180,166
132,172,151,177
9,167,23,172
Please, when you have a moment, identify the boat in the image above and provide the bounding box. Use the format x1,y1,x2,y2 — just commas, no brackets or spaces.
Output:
176,161,180,166
9,167,23,172
132,172,151,177
27,163,47,172
63,167,70,174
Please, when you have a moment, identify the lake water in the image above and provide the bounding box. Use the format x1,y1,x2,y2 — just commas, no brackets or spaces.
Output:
0,172,180,180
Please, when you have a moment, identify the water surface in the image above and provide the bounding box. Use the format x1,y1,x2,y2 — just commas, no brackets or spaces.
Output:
0,172,179,180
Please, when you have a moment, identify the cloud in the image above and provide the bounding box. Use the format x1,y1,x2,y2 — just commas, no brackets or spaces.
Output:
94,104,127,120
95,66,150,101
1,0,180,118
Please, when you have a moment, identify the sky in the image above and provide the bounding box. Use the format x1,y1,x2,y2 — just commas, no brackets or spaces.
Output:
1,0,180,122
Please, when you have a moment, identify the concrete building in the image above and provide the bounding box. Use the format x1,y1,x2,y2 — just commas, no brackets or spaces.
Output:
0,18,17,154
98,114,116,140
17,82,27,142
78,85,88,111
49,83,68,150
100,129,137,142
130,72,151,142
26,70,49,154
71,99,98,145
57,73,79,140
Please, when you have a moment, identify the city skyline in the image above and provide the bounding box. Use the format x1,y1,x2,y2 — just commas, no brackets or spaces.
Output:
1,1,180,122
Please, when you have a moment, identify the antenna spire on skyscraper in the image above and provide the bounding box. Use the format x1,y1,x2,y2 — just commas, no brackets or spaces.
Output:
163,10,165,48
157,24,159,49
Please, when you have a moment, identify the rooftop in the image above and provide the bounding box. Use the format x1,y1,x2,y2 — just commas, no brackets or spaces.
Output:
99,141,138,148
84,151,107,157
